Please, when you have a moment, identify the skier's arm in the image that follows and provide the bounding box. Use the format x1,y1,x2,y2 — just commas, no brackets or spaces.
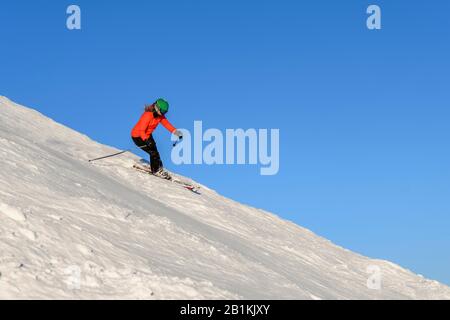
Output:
160,117,176,134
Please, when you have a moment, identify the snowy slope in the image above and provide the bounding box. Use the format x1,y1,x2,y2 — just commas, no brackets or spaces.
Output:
0,96,449,300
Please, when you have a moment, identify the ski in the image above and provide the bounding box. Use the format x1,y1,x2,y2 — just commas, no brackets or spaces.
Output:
133,164,201,194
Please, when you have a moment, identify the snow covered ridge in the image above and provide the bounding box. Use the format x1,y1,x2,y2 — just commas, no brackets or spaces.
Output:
0,95,449,300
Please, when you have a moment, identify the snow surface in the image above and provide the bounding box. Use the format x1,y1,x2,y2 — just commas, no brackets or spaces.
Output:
0,96,449,300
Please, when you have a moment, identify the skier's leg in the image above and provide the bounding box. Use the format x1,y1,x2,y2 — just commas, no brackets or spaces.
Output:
132,137,153,165
146,135,163,174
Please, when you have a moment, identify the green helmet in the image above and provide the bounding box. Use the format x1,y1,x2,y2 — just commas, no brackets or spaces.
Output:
155,98,169,114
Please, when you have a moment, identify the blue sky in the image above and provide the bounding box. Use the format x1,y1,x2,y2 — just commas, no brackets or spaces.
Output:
1,0,449,285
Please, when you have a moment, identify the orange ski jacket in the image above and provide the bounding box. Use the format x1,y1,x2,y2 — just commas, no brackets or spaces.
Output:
131,111,176,141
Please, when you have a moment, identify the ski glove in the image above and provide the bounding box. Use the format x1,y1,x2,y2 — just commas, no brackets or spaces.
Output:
173,130,183,140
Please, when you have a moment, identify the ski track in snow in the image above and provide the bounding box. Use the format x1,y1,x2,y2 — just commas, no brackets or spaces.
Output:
0,96,449,300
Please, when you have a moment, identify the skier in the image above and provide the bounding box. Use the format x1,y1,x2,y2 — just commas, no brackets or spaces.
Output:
131,98,182,179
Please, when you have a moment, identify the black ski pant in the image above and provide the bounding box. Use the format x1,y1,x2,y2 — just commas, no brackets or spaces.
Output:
132,135,163,173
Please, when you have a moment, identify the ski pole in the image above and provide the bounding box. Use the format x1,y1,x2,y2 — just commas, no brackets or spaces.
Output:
88,150,129,162
173,137,183,147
